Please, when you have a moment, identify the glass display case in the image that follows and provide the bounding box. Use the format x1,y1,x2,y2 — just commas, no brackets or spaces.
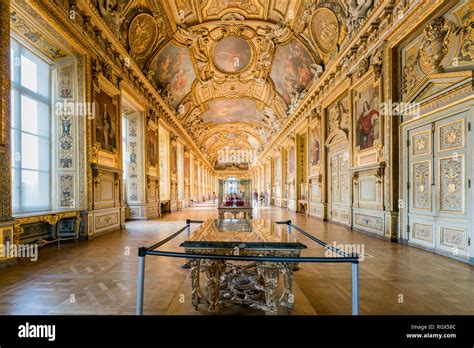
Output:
217,179,252,207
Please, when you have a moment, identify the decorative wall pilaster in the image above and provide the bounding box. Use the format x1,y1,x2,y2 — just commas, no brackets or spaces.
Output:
287,133,297,211
55,59,79,211
296,129,308,214
0,0,14,266
0,0,11,222
170,133,178,211
183,147,191,207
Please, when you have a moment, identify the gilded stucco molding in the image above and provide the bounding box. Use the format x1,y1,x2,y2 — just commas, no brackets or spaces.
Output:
0,0,11,222
29,0,214,173
253,0,443,167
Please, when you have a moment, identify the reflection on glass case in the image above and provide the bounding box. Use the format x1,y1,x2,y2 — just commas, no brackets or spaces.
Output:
218,179,252,208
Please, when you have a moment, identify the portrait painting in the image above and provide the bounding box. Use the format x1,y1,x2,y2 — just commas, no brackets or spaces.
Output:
201,99,262,124
194,163,199,183
274,155,281,183
170,144,177,175
148,43,196,108
184,154,189,176
355,83,380,151
270,39,315,105
266,162,271,184
214,36,252,73
309,123,320,167
94,89,118,153
148,129,157,167
288,145,296,178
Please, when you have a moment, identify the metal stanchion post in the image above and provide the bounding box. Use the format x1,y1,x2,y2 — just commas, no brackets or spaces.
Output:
181,219,191,269
287,220,292,235
186,219,191,237
136,247,147,315
351,261,359,315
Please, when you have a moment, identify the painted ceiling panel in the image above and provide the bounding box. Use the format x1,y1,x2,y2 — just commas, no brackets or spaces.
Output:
213,36,252,73
90,0,353,169
201,99,262,124
270,39,316,105
148,42,196,109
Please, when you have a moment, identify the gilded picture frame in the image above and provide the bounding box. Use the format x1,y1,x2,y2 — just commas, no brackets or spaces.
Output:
92,75,121,168
352,73,383,166
146,122,158,177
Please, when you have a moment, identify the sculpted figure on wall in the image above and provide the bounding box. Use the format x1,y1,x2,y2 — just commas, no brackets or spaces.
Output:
176,25,212,81
328,99,349,134
419,17,453,74
341,0,375,33
261,107,281,135
96,0,127,35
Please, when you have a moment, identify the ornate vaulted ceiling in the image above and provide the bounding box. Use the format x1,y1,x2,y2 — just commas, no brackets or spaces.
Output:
93,0,352,169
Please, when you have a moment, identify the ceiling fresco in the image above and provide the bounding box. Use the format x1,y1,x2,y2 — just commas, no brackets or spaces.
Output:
92,0,354,169
201,99,262,124
213,36,252,73
270,39,316,105
147,43,196,109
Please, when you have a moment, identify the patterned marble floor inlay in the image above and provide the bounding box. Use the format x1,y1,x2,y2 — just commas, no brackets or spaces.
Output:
0,206,473,315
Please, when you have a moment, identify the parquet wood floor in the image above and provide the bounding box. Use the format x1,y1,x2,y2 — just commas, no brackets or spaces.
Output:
0,205,472,315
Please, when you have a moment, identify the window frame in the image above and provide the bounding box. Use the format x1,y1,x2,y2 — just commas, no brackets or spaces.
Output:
10,37,53,214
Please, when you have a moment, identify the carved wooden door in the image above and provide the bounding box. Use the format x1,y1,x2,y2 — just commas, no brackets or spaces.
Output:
407,111,471,258
329,149,350,225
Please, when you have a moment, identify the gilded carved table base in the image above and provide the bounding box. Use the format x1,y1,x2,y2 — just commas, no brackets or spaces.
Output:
187,250,300,315
217,207,253,220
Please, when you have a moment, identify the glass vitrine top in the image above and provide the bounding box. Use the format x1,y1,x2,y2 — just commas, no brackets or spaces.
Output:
180,219,307,250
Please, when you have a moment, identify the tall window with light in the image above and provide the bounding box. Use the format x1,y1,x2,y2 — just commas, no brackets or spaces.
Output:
10,38,52,214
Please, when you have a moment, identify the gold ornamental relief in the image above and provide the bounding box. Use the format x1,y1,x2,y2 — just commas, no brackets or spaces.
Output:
310,8,339,56
128,13,157,57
